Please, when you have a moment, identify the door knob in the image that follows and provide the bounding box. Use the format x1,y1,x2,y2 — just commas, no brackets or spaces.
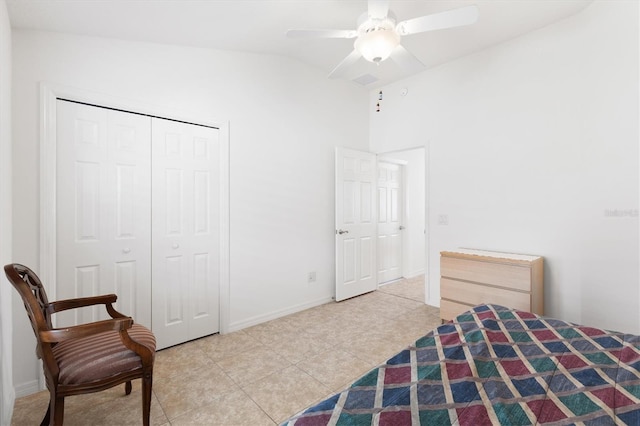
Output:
172,243,180,249
399,226,405,230
122,248,131,254
337,229,349,235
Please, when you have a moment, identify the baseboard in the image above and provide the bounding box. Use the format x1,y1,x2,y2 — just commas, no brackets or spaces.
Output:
228,296,333,333
378,278,402,287
14,379,41,398
404,270,425,279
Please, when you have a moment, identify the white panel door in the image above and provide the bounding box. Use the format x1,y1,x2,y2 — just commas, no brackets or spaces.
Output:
56,100,152,328
335,147,377,301
377,161,403,283
152,118,220,349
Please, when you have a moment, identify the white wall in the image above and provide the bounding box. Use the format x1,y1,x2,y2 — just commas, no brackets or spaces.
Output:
370,0,639,333
0,0,13,422
11,31,368,393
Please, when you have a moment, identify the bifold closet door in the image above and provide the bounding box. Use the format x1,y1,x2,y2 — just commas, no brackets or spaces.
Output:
56,100,152,328
151,118,220,349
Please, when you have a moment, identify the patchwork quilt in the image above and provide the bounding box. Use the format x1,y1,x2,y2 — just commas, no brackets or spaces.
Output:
282,304,640,425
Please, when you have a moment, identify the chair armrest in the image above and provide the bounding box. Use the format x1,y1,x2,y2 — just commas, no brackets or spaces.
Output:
48,294,118,312
47,294,129,319
39,317,134,343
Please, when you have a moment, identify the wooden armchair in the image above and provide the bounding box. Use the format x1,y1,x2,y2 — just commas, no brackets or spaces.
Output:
4,263,156,425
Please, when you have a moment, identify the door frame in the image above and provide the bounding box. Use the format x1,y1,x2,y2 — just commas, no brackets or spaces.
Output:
39,82,231,334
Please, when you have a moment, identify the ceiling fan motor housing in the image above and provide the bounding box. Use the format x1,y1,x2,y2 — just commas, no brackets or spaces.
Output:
354,11,400,63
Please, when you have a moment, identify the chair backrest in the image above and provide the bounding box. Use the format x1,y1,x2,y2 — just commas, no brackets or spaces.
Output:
4,264,56,364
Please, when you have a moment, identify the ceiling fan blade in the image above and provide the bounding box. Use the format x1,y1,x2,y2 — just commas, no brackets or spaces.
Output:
396,5,479,36
286,29,357,39
328,49,362,79
368,0,390,19
389,45,425,74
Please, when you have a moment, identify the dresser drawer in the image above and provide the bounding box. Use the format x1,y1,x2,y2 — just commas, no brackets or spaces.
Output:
441,256,531,292
440,299,474,322
441,278,531,312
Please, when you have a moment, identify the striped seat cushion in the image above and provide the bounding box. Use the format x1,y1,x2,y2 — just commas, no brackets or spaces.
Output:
52,324,156,385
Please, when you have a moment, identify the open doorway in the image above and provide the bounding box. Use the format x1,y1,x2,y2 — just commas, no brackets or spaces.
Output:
376,147,426,301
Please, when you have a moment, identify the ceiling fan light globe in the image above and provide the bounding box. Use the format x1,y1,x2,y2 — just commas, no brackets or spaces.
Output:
354,29,400,63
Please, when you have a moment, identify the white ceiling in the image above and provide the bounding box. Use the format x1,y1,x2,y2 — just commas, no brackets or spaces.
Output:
6,0,593,88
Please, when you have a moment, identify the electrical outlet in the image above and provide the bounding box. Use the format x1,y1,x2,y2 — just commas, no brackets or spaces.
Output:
438,214,449,225
308,271,316,283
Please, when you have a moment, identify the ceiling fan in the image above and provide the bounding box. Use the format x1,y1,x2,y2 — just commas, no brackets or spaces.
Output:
286,0,479,79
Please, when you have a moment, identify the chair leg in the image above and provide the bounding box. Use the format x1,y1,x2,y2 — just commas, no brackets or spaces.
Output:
125,380,132,395
39,402,50,426
42,394,64,426
141,372,153,426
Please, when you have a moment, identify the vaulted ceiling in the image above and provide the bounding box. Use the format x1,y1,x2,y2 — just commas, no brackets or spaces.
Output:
6,0,593,87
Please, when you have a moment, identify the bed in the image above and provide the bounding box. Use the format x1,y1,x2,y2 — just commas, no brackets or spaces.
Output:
282,304,640,425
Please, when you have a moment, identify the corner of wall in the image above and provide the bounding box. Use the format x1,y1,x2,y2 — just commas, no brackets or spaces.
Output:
0,0,15,423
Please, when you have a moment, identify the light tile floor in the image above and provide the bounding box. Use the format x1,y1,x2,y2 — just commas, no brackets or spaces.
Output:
12,275,440,425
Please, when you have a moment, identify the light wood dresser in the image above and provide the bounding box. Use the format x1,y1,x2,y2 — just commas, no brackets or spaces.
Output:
440,249,544,322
